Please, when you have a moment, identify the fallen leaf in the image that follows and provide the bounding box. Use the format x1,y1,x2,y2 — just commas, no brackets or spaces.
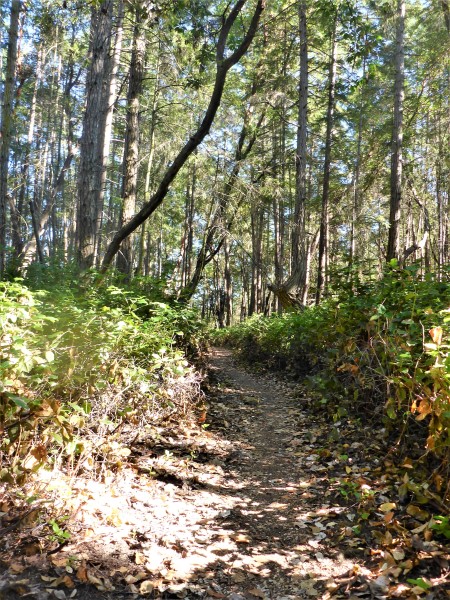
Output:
206,589,226,599
392,548,405,561
51,555,68,568
248,588,267,599
139,580,154,594
9,562,25,574
76,565,88,582
406,505,429,521
231,533,251,544
379,502,397,512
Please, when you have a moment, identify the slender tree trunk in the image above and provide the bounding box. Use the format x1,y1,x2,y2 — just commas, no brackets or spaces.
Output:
224,238,233,326
137,51,160,276
386,0,405,262
116,2,148,277
95,0,124,263
349,55,366,276
316,14,337,304
0,0,20,275
292,0,308,295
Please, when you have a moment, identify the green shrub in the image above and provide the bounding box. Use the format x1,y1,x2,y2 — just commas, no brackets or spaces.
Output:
216,265,450,465
0,275,206,482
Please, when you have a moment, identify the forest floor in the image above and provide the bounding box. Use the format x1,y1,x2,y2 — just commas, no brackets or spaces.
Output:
0,348,449,600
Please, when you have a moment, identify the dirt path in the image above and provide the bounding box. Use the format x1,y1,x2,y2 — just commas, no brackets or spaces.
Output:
198,347,356,599
3,348,446,599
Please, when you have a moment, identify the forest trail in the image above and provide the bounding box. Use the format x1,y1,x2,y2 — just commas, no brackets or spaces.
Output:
2,348,448,599
199,347,357,598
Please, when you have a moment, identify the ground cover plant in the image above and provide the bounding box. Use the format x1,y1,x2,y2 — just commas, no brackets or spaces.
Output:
0,271,206,484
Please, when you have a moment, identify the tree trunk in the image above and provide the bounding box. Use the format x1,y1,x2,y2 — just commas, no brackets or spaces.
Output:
316,13,338,304
269,1,308,308
386,0,405,262
292,0,308,294
95,0,124,263
224,238,233,326
77,0,114,269
0,0,21,275
349,55,366,277
179,89,264,301
116,2,148,278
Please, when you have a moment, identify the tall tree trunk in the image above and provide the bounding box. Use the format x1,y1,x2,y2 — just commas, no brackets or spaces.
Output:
0,0,21,275
349,55,366,277
292,0,309,299
316,13,337,304
386,0,405,262
224,238,233,326
116,2,148,277
77,0,114,269
95,0,124,263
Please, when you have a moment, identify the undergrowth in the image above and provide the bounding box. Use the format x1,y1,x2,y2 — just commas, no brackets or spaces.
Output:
0,269,206,483
212,264,450,496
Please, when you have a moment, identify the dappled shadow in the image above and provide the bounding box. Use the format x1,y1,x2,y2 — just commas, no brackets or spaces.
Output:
2,348,447,599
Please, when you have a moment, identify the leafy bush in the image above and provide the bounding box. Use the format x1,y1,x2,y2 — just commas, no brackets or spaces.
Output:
0,276,206,482
214,265,450,467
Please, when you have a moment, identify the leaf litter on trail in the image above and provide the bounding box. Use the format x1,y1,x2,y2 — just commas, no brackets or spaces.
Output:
1,349,450,599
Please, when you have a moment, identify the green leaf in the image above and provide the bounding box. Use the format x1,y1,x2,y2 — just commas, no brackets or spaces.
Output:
9,395,29,409
407,579,431,590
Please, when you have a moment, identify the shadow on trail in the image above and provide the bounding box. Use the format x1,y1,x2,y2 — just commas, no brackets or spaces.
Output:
0,348,361,600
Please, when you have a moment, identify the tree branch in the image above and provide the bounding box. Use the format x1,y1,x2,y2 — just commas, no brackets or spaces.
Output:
101,0,264,272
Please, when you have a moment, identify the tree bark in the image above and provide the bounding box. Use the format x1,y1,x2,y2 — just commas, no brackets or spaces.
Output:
116,1,148,277
316,13,338,304
0,0,21,275
77,0,114,269
386,0,405,262
269,1,308,308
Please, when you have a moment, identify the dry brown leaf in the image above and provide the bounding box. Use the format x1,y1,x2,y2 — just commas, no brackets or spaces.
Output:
384,511,395,523
231,533,251,544
87,571,103,587
9,562,26,574
51,555,68,568
248,588,267,599
135,551,146,565
139,580,154,594
76,565,88,582
205,589,226,599
392,548,405,561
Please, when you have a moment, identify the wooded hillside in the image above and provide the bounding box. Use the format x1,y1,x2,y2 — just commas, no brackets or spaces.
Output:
0,0,448,315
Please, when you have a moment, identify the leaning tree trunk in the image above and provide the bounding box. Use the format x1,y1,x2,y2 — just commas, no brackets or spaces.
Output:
100,0,264,272
0,0,21,276
386,0,405,262
177,81,264,302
